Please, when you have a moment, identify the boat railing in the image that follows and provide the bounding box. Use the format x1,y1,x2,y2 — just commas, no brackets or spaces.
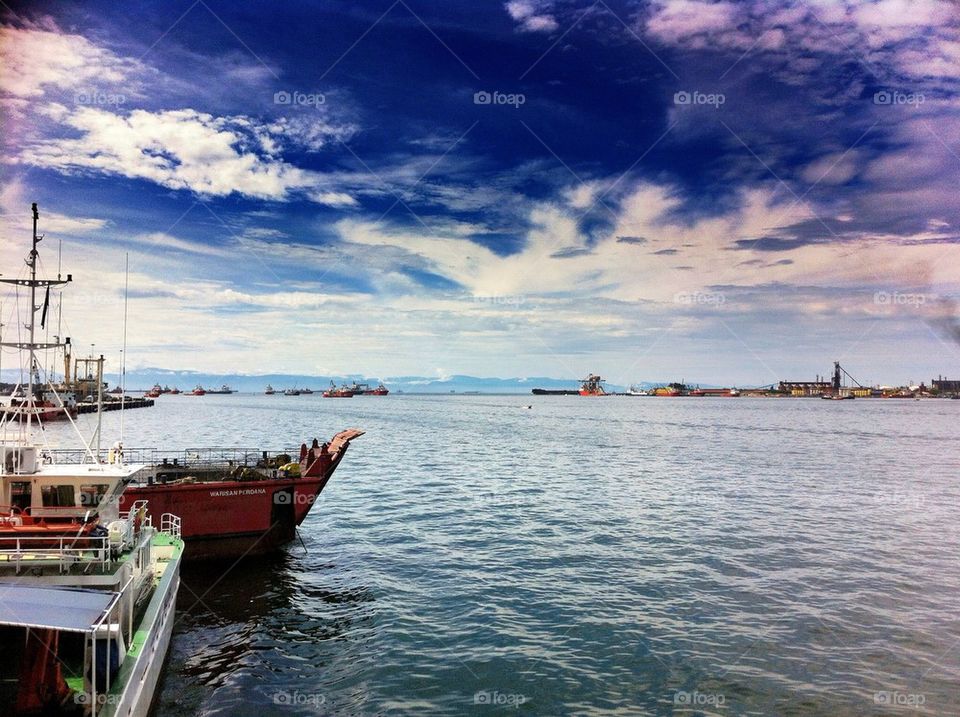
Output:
0,533,112,574
44,446,298,468
160,513,181,540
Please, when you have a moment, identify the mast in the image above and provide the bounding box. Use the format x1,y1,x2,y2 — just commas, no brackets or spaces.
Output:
0,203,72,433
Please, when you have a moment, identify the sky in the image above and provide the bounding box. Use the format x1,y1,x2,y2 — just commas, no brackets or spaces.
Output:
0,0,958,387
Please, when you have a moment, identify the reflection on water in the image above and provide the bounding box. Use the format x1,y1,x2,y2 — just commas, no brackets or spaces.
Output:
43,395,960,715
161,551,376,716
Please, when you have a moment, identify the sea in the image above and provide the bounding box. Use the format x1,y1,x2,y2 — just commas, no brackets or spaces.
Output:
44,394,960,715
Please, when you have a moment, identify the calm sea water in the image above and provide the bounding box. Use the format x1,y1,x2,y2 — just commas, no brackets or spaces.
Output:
47,395,960,715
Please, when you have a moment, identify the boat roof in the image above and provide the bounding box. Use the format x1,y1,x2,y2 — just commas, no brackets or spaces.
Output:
0,585,119,632
32,462,146,480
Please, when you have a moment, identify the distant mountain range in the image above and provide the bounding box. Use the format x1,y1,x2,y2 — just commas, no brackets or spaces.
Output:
101,370,633,394
0,367,724,394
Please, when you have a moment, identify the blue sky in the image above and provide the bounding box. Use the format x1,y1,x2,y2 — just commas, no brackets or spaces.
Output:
1,0,958,386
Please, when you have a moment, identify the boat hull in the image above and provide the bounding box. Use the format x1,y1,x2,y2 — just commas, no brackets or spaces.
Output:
121,476,325,559
119,435,358,560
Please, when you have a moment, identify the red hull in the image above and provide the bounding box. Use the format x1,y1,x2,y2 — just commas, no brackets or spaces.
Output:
121,476,325,559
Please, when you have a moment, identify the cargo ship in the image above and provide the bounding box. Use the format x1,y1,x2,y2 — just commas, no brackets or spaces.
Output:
206,384,236,394
347,381,390,395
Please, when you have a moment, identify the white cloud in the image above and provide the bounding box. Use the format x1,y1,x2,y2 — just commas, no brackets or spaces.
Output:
131,232,230,257
16,106,356,204
505,1,559,33
0,20,146,99
642,0,960,81
800,151,861,186
645,1,740,45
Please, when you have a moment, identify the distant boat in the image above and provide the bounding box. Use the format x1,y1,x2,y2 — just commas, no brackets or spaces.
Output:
283,388,301,396
189,384,206,396
322,382,353,398
626,385,648,396
147,383,162,398
265,384,275,395
346,381,389,395
170,386,181,394
579,374,607,396
206,384,236,394
108,385,124,395
301,387,314,394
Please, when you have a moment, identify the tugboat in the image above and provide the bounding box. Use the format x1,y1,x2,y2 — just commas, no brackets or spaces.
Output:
0,203,184,714
368,382,389,395
169,386,182,395
301,387,314,395
283,387,301,396
265,384,275,395
146,383,162,398
579,374,608,396
189,384,206,396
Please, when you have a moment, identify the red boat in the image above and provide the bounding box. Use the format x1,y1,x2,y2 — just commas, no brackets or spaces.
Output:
322,382,354,398
119,428,363,559
189,384,206,396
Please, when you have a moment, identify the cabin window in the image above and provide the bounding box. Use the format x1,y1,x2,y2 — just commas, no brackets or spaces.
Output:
10,482,31,511
41,484,75,507
80,484,110,507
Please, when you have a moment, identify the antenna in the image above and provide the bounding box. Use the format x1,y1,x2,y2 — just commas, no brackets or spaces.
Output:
120,253,129,444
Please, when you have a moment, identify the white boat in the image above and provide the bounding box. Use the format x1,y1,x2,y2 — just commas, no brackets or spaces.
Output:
0,203,184,716
626,385,649,396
